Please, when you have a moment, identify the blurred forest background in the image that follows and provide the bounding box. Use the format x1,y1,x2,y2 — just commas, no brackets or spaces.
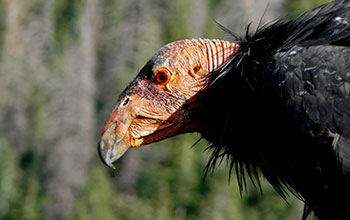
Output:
0,0,329,219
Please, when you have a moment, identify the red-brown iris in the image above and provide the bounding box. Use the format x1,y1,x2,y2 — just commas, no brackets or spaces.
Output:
155,70,170,84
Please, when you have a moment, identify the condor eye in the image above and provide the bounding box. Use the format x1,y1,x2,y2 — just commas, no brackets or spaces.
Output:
155,70,170,84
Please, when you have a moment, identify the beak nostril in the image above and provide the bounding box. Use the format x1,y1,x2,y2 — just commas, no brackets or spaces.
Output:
122,97,130,106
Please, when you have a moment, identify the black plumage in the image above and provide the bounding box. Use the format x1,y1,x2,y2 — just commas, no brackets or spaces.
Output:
98,1,350,219
202,1,350,219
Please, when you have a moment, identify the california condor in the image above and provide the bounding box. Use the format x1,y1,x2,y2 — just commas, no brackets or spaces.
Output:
98,1,350,219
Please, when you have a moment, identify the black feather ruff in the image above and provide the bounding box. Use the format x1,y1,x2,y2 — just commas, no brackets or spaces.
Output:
200,1,350,219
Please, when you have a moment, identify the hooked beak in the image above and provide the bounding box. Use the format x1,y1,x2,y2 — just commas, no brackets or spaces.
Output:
97,122,129,169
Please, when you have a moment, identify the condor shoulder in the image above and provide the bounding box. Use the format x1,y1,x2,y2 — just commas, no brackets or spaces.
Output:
266,45,350,174
267,45,350,136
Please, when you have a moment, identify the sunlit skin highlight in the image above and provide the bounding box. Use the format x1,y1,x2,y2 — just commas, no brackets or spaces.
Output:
98,38,239,168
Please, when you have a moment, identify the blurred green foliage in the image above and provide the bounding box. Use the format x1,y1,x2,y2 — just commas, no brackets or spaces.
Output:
286,0,330,18
0,139,44,220
72,135,303,220
0,0,329,219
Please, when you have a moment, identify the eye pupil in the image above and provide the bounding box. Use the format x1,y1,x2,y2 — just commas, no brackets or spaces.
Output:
156,71,169,84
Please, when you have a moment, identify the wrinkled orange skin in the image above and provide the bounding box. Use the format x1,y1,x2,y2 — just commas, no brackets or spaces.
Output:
100,38,239,160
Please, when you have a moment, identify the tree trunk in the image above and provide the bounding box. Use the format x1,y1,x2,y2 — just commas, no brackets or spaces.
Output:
43,1,99,219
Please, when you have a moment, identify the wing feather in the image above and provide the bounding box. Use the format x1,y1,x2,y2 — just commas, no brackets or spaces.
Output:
269,45,350,174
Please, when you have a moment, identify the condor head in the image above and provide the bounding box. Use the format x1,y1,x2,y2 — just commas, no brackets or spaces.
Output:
98,38,239,168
